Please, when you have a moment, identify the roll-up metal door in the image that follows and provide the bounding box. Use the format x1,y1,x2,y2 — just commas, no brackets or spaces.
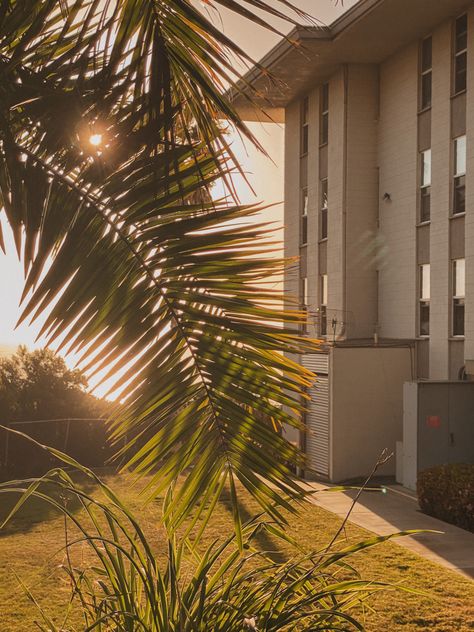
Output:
302,354,330,477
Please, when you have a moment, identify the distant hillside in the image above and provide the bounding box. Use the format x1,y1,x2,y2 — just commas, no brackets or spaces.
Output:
0,344,17,358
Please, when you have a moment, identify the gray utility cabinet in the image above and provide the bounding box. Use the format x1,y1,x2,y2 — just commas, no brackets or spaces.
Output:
402,381,474,489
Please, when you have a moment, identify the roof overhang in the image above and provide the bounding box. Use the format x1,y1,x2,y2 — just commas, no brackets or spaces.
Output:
230,0,472,122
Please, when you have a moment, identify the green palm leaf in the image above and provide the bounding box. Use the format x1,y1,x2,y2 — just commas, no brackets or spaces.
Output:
0,0,319,535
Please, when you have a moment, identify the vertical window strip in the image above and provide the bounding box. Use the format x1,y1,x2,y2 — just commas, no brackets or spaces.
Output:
320,83,329,146
301,96,309,155
300,276,308,334
420,36,432,110
419,263,430,336
453,259,465,336
454,14,468,95
453,135,466,215
420,149,431,222
300,188,308,246
320,274,328,336
320,178,328,239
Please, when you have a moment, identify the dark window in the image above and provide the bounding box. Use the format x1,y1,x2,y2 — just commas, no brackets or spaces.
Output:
300,276,308,334
454,15,468,94
453,299,465,336
320,83,329,146
301,97,309,155
420,37,432,109
420,188,431,222
420,149,431,222
454,176,466,213
453,259,465,336
320,306,327,337
422,36,432,70
420,302,430,336
300,188,308,245
320,179,328,239
453,136,466,215
320,275,328,337
419,264,430,337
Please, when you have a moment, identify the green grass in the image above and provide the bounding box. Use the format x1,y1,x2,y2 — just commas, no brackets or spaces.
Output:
1,471,473,631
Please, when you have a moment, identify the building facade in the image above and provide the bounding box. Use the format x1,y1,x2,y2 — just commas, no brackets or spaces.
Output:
233,0,474,484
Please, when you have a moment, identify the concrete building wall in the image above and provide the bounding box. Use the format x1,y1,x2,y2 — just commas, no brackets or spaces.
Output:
377,43,418,340
344,64,379,339
327,70,346,330
306,86,321,338
283,99,301,447
465,6,474,368
284,99,300,316
429,21,452,379
330,346,414,481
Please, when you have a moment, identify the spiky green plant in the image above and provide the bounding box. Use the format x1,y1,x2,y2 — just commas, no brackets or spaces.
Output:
0,438,419,632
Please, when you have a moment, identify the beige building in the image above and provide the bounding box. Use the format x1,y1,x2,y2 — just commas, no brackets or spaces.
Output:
233,0,474,484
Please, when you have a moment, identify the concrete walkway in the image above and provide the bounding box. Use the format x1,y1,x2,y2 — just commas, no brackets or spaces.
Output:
305,482,474,579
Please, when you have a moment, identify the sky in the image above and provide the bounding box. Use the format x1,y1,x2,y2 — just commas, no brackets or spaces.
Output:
0,0,357,362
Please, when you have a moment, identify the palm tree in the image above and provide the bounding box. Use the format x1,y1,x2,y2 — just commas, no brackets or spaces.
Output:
0,0,318,535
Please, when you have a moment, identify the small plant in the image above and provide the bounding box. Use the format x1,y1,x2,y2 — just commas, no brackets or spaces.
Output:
418,463,474,532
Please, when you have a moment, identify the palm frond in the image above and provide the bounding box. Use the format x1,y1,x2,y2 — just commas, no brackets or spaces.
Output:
0,0,319,534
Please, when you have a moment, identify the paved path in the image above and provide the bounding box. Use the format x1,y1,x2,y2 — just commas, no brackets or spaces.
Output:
305,482,474,579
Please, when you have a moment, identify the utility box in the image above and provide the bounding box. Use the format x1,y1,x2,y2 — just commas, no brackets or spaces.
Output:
401,381,474,490
302,344,413,482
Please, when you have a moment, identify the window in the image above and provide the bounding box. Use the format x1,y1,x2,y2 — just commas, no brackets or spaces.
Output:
454,14,468,95
453,135,466,215
320,83,329,146
320,274,328,336
300,276,309,334
420,37,432,110
301,97,309,156
300,188,308,246
419,264,430,336
453,258,465,336
420,149,431,222
320,179,328,239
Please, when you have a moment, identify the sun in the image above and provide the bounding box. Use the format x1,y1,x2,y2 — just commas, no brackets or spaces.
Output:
89,133,103,147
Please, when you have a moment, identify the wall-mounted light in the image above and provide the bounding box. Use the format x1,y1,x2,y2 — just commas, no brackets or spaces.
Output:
383,192,391,201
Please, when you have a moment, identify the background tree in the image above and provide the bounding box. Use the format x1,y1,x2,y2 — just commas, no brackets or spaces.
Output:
0,346,109,423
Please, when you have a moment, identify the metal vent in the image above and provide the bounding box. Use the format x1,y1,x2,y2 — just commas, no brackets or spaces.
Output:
302,353,329,375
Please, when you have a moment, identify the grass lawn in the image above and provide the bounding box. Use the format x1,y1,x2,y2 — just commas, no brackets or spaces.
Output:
0,470,473,631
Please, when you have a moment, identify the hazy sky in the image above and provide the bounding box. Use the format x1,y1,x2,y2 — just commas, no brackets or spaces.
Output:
0,0,356,357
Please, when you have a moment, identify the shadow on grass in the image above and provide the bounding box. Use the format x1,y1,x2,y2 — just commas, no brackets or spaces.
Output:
0,473,98,538
218,488,289,564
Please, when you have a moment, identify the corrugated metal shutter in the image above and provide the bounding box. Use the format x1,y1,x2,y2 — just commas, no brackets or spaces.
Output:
302,354,330,477
302,353,329,374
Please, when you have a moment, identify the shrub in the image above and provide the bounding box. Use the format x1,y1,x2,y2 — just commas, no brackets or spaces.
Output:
417,464,474,532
